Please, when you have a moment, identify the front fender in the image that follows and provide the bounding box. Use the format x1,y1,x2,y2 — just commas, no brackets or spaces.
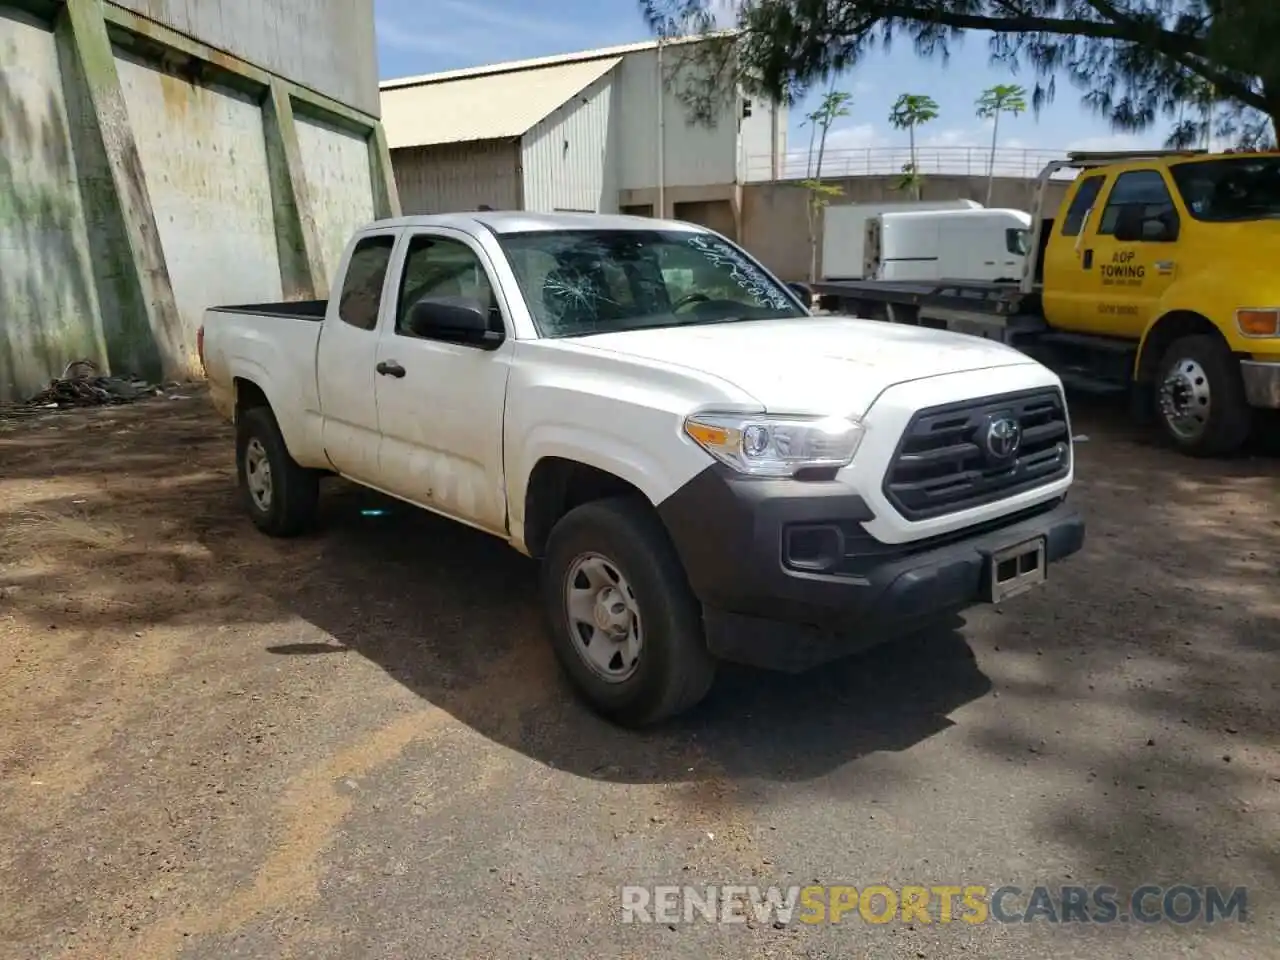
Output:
1142,267,1279,360
508,422,713,539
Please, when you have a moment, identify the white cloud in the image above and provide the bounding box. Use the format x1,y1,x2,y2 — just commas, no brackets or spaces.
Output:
821,123,890,151
1065,132,1152,152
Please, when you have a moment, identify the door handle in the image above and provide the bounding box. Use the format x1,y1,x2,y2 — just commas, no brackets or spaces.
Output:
376,360,406,378
1082,249,1094,269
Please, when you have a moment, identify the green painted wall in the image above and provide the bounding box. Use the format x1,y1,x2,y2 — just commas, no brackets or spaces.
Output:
0,8,109,399
0,0,397,401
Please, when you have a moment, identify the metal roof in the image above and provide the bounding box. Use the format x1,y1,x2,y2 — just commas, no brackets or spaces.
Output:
380,56,622,149
379,33,728,91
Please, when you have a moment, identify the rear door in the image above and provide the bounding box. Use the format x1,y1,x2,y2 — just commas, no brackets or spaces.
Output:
316,230,399,481
372,227,515,533
1041,172,1107,329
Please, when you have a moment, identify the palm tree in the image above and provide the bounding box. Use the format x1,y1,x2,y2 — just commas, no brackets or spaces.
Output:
975,84,1028,204
801,89,853,281
888,93,940,200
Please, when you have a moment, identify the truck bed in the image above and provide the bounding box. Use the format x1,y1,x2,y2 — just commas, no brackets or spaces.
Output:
812,279,1027,316
208,299,327,320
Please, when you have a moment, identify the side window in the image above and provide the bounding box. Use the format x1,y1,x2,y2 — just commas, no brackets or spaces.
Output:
1060,175,1105,236
1006,228,1029,256
396,234,504,336
337,235,395,331
1098,170,1177,236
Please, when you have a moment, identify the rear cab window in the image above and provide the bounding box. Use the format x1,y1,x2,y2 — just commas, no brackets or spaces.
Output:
338,235,396,331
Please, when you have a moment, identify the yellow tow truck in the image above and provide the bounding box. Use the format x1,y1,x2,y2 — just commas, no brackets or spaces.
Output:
812,149,1280,456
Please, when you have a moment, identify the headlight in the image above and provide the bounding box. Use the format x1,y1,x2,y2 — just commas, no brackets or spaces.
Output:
1237,308,1280,338
682,412,864,477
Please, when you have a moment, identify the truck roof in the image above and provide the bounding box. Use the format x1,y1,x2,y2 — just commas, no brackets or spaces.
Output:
363,210,706,235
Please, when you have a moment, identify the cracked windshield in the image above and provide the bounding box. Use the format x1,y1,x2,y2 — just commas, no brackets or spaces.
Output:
497,229,807,337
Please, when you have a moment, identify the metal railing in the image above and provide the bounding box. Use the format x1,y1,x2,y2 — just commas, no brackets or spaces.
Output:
744,146,1078,182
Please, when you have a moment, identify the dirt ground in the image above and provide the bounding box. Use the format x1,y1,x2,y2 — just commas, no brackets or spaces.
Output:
1,390,1278,960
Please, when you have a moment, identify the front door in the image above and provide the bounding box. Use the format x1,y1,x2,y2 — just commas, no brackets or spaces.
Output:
316,231,398,481
1075,168,1181,337
373,228,515,533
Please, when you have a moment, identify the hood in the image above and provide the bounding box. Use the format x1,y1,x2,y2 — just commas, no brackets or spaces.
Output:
564,315,1037,416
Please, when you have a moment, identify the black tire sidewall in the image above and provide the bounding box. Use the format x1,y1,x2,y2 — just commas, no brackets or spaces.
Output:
235,407,301,533
542,498,711,726
1154,334,1251,456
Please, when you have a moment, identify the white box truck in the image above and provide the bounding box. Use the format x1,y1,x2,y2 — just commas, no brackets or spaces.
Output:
820,199,980,280
865,208,1033,283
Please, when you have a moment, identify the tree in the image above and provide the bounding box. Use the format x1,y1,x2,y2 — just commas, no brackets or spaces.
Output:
637,0,1280,150
888,93,938,200
799,89,852,281
975,83,1028,204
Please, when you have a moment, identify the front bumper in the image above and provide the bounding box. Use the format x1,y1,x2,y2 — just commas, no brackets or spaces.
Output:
657,465,1085,673
1241,360,1280,409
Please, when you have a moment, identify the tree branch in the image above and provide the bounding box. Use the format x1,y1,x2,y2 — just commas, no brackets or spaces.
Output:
819,3,1271,114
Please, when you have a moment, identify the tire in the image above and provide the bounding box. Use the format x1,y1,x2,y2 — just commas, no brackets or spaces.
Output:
235,405,319,536
1153,334,1252,457
541,496,716,727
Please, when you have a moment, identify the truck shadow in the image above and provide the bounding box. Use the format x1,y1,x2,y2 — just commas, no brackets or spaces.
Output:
261,479,993,784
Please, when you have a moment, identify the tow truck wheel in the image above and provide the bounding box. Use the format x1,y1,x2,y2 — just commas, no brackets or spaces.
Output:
235,406,319,536
541,496,716,727
1154,334,1252,457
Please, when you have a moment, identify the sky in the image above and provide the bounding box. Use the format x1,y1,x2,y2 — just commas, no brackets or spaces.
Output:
373,0,1173,172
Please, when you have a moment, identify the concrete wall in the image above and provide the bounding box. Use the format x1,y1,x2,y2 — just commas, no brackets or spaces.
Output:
0,9,108,400
0,0,398,401
294,112,376,286
391,140,521,215
741,174,1072,281
522,70,617,214
108,0,379,116
617,45,738,191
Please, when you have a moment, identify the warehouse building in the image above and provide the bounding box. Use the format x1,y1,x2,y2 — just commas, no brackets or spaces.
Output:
380,37,786,240
0,0,398,401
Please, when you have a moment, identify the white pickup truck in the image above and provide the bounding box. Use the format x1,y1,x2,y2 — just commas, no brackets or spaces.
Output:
199,211,1085,726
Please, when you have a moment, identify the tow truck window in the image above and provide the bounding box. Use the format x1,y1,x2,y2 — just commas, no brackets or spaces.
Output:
1098,170,1178,236
338,235,395,331
1168,156,1280,222
1061,174,1105,236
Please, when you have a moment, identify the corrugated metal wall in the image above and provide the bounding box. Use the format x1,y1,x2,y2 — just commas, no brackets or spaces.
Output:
295,114,375,284
521,70,618,213
116,50,282,377
0,10,107,401
106,0,379,116
392,140,521,214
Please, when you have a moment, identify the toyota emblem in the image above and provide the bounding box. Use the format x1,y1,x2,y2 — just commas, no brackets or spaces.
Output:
984,416,1021,460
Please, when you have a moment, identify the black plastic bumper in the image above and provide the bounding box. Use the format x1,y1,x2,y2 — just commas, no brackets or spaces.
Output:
656,465,1085,672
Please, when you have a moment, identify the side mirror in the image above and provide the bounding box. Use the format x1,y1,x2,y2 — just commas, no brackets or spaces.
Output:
786,281,812,305
406,296,504,349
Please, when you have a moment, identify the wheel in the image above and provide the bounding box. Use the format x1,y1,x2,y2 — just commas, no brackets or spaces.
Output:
1154,334,1252,456
541,496,716,727
235,406,319,536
